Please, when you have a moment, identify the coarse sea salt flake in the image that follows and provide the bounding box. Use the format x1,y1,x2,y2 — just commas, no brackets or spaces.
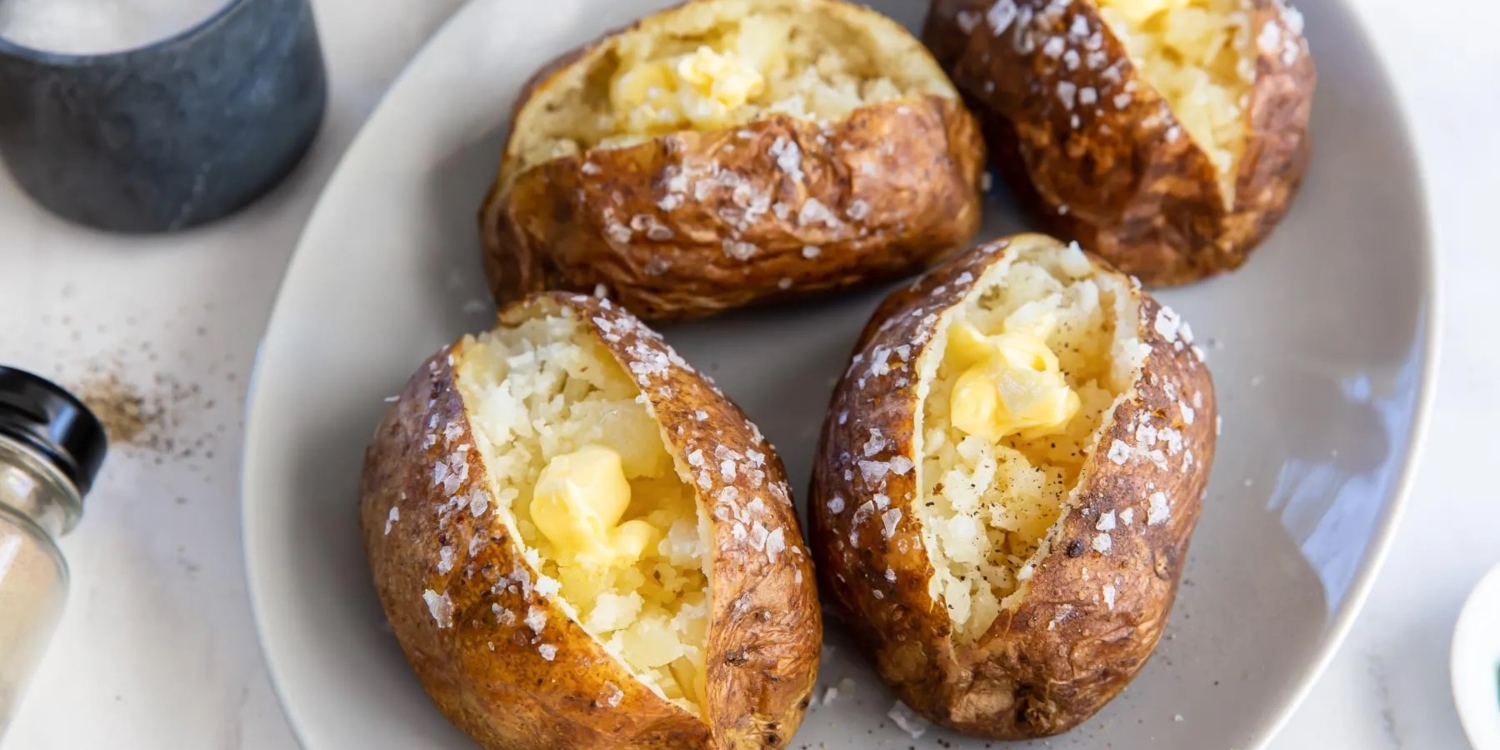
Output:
987,0,1018,35
769,137,804,182
538,644,558,661
1092,533,1112,554
1096,511,1116,531
1056,81,1077,110
1120,508,1135,525
766,528,786,560
859,460,889,483
493,603,516,626
1258,20,1282,54
423,590,453,629
1155,307,1183,340
798,199,838,228
749,521,771,551
1103,584,1117,610
535,575,561,598
384,507,400,535
1107,439,1132,465
1147,492,1170,525
888,701,931,739
882,508,902,539
723,239,758,260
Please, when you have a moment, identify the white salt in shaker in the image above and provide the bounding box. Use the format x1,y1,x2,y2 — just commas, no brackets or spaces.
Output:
0,367,105,738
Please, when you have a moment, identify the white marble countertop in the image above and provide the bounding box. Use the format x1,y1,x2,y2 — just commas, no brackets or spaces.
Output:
0,0,1494,748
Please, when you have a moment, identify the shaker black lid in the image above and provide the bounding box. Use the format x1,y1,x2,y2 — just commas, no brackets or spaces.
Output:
0,367,107,495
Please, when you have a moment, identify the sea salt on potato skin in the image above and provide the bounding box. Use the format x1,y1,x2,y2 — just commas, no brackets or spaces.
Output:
481,0,986,321
809,234,1216,739
360,292,820,750
923,0,1314,286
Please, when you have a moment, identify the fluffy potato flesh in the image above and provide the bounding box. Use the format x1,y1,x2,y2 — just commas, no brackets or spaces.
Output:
454,311,711,715
916,243,1144,641
506,0,957,178
1095,0,1255,199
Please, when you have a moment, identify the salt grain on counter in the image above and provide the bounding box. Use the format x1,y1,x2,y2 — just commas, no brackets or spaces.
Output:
888,701,931,739
0,0,230,55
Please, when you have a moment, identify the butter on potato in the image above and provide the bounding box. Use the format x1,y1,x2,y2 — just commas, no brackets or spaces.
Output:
483,0,986,321
506,0,949,178
456,309,714,712
919,242,1133,641
361,293,820,750
811,235,1217,739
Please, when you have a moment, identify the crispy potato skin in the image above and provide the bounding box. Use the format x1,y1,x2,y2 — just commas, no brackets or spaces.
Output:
360,292,821,750
924,0,1315,286
808,235,1216,738
480,14,985,321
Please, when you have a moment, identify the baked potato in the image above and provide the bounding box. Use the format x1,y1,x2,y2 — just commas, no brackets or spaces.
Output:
360,292,821,749
924,0,1315,285
808,234,1216,738
480,0,986,321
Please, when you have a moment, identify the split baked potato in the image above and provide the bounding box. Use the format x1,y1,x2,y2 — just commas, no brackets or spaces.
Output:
924,0,1315,285
481,0,986,321
360,292,821,750
809,234,1216,738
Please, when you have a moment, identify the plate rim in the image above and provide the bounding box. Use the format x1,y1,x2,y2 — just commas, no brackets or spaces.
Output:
239,0,1442,747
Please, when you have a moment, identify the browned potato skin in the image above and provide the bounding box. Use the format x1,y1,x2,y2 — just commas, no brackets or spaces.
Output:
809,235,1216,738
924,0,1315,286
360,292,821,750
480,16,986,321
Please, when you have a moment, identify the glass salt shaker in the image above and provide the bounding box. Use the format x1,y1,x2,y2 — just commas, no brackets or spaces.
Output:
0,367,105,738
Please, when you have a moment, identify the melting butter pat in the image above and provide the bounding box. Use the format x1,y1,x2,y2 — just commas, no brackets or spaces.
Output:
531,447,657,567
612,45,766,133
948,320,1080,441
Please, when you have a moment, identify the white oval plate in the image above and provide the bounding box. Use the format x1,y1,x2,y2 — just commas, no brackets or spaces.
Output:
242,1,1436,748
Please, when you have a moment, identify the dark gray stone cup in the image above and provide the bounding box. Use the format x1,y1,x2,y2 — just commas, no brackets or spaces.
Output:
0,0,327,233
